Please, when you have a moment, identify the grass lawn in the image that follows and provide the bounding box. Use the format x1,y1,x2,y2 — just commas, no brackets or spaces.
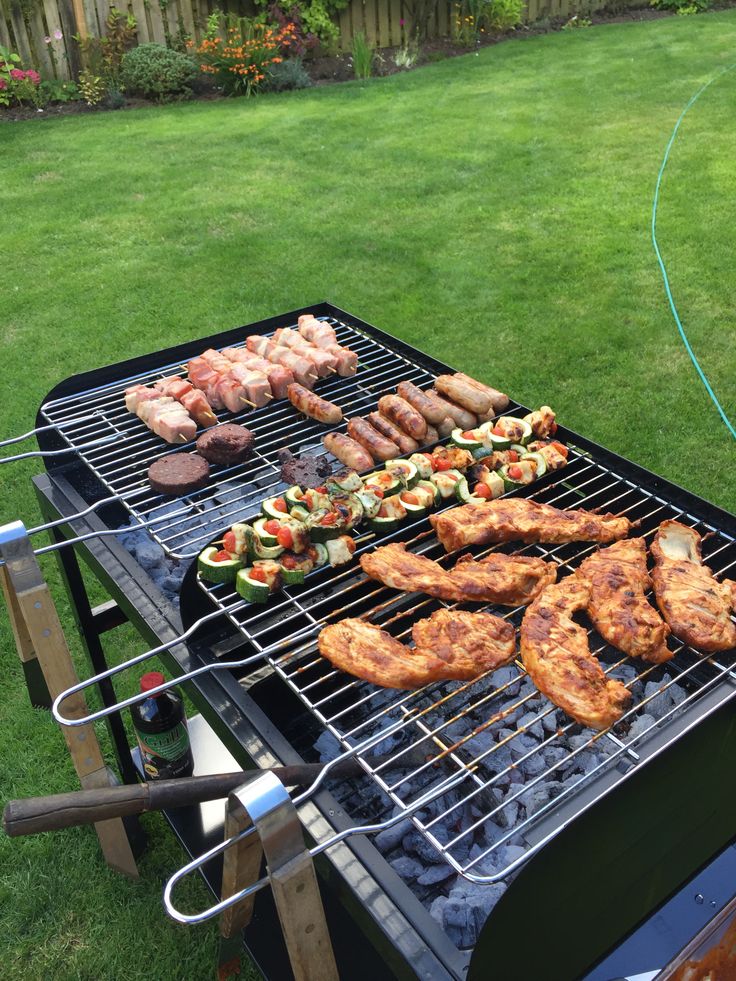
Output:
2,10,736,978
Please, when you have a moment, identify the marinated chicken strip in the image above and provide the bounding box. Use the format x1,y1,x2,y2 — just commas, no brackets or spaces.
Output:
411,609,516,680
431,499,633,553
318,619,461,689
521,578,632,731
449,552,557,606
651,521,736,652
576,539,671,664
360,543,459,600
360,542,556,606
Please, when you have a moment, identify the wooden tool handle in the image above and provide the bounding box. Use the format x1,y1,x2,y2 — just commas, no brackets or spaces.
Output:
3,759,364,837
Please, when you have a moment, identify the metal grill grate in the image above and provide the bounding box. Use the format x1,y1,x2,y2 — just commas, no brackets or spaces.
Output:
195,445,736,883
38,316,472,559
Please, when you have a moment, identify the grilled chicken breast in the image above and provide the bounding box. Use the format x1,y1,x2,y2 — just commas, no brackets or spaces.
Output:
360,543,557,607
318,619,461,689
360,543,458,600
411,609,516,679
520,578,632,731
449,553,557,606
651,521,736,652
430,499,633,553
576,538,672,663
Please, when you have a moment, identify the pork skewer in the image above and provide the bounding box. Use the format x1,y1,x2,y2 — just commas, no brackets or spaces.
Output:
200,349,272,408
124,386,197,444
246,336,318,388
220,348,294,399
154,376,217,429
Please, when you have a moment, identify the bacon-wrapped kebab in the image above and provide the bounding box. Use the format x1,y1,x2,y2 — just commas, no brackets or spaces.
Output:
125,386,197,444
395,381,449,426
297,314,338,348
154,377,217,429
246,336,317,389
287,383,343,425
365,412,419,455
435,374,494,416
427,389,477,431
347,418,400,462
323,432,374,471
453,373,509,413
377,395,428,441
220,348,294,399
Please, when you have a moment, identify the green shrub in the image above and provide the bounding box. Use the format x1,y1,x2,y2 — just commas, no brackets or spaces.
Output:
264,56,312,91
650,0,708,12
39,78,80,103
120,43,198,101
351,31,374,79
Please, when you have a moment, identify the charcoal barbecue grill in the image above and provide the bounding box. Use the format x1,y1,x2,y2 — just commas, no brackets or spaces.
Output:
12,303,736,979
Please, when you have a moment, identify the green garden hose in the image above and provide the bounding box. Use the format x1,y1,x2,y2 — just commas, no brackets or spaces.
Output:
651,62,736,440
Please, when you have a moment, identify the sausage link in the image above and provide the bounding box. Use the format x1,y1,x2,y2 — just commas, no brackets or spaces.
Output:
453,373,509,413
347,419,401,462
436,416,456,438
435,375,492,415
287,383,343,425
423,424,439,445
366,413,419,456
323,433,374,471
377,395,428,441
396,381,448,425
428,390,477,431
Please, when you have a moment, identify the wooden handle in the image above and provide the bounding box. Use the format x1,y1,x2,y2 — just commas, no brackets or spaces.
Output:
3,759,364,837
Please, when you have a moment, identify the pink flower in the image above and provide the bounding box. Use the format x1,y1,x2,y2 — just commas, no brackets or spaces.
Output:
27,69,40,84
54,28,63,40
0,79,5,90
399,17,404,24
10,68,25,80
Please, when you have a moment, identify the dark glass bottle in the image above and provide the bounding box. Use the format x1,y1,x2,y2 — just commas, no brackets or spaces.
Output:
131,671,194,780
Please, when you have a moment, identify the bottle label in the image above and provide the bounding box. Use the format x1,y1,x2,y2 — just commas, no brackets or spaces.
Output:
136,722,192,779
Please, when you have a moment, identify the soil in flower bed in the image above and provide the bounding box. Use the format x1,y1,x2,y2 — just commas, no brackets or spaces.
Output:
2,4,733,123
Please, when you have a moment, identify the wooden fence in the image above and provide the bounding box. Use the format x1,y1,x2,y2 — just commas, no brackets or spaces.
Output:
0,0,636,80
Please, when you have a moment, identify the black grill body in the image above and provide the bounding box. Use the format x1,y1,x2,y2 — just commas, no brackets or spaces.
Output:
31,304,736,980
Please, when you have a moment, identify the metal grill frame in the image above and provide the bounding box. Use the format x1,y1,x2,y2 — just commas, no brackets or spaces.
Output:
37,306,491,560
29,304,736,976
190,437,736,887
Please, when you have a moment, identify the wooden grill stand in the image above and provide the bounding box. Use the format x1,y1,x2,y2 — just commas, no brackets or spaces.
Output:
219,771,338,981
0,520,138,878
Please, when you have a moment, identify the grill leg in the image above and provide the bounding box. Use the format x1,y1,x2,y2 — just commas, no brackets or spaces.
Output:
220,772,338,981
48,526,140,788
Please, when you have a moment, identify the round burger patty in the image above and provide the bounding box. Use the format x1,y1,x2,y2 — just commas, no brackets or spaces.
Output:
196,424,255,466
148,454,210,496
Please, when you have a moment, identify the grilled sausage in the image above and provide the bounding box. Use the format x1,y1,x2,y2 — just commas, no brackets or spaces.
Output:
424,424,439,445
428,390,477,431
366,413,419,456
436,416,456,438
435,375,493,416
377,395,428,441
453,373,509,413
396,381,448,426
287,383,343,425
347,418,401,462
323,432,375,471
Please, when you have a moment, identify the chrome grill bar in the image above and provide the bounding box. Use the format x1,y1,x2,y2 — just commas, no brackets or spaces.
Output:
195,443,736,883
38,316,462,559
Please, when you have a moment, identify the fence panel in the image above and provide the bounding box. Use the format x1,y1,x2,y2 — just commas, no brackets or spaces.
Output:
1,0,645,80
